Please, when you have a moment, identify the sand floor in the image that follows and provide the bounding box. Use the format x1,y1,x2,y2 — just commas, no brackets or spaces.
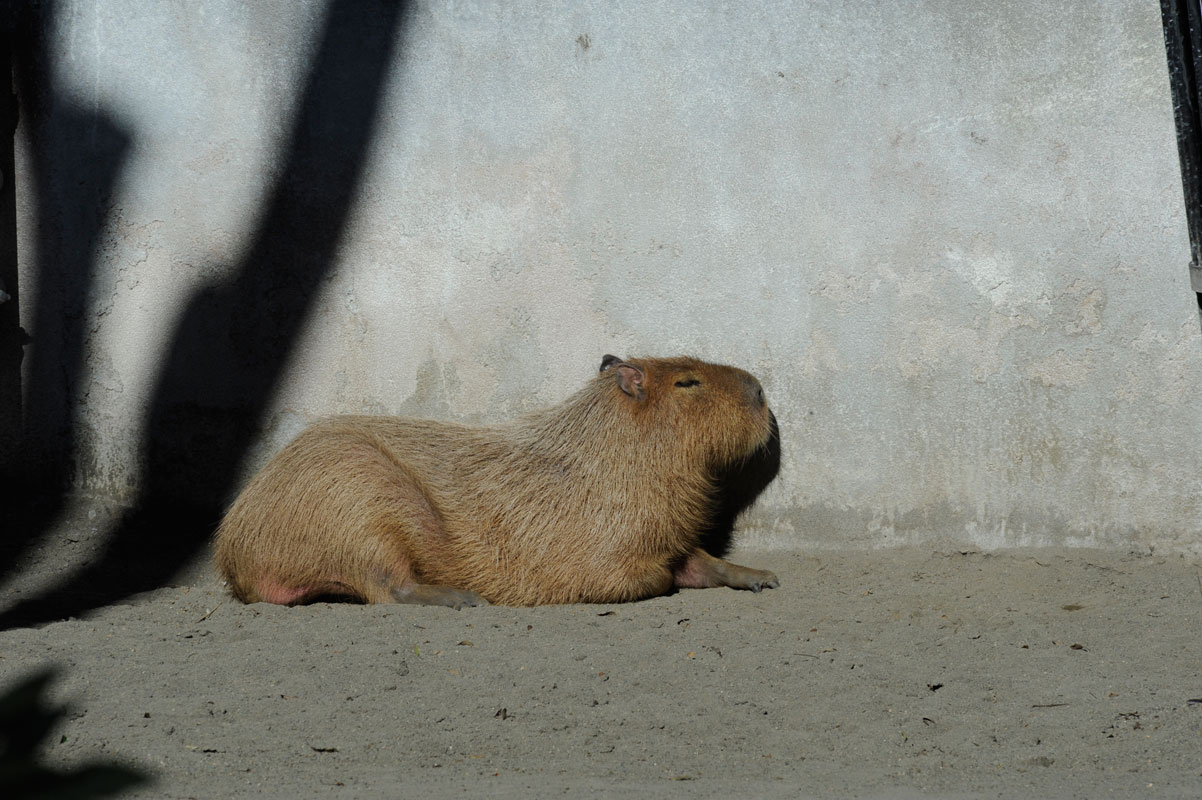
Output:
1,516,1200,799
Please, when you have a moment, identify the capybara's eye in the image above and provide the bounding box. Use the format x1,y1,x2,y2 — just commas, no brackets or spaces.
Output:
674,378,701,388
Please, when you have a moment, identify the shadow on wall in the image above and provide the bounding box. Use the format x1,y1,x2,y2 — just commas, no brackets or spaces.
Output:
0,0,409,629
1,2,132,597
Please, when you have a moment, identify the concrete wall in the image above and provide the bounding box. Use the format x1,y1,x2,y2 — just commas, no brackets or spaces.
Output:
8,0,1201,551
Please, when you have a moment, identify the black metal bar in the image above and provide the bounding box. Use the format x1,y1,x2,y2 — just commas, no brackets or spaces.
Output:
1160,0,1202,320
0,21,21,475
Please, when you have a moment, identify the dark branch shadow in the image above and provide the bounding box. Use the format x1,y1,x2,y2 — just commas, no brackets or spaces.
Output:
698,413,782,558
0,0,409,629
0,666,153,796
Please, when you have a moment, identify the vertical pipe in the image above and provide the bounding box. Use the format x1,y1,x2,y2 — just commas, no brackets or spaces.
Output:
0,27,22,476
1160,0,1202,328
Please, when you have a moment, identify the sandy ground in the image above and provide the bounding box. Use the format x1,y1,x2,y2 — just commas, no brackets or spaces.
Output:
1,508,1200,799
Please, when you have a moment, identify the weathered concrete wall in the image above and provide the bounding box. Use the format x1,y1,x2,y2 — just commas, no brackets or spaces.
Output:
9,1,1201,551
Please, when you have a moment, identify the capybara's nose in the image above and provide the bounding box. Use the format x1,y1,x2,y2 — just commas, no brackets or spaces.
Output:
742,374,766,408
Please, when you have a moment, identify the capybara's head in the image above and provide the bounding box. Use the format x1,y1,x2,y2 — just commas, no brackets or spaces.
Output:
597,355,774,468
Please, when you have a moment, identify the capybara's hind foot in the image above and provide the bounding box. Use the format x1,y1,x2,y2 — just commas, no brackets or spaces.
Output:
391,582,490,609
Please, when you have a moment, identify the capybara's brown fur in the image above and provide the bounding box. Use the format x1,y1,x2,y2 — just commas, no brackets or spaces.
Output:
213,355,779,607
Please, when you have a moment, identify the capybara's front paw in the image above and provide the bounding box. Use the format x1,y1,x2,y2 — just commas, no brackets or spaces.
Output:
727,566,778,593
744,570,780,593
673,550,780,594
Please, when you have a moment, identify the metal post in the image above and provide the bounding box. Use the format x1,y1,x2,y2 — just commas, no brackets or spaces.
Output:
0,27,21,473
1160,0,1202,329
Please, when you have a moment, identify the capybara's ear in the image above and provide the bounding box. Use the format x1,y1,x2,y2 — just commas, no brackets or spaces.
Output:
615,364,646,401
599,354,624,372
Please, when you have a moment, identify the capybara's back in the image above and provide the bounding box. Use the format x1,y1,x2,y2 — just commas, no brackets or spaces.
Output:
214,355,780,607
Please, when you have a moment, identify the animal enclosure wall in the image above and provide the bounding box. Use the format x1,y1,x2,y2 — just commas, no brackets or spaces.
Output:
5,0,1200,552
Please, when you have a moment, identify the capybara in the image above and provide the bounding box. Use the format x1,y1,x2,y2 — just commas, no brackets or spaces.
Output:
213,354,779,607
